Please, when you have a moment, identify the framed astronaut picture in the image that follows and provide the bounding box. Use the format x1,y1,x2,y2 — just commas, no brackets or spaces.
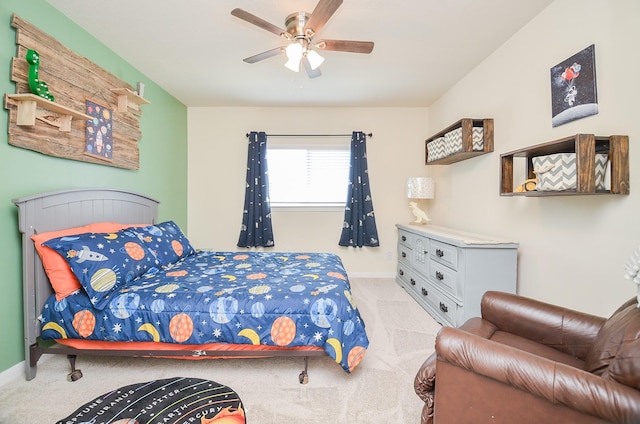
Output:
550,44,598,127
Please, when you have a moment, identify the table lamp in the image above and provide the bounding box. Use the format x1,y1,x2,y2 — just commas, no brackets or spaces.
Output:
407,177,434,224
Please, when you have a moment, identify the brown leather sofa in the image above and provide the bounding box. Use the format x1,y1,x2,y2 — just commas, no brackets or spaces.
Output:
414,291,640,423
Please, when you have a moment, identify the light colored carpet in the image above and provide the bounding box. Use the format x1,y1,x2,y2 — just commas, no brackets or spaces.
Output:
0,278,441,423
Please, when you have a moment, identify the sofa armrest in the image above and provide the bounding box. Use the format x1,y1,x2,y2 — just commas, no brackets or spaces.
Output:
414,318,498,424
415,317,498,402
436,326,640,423
481,291,606,358
415,351,437,402
414,352,437,424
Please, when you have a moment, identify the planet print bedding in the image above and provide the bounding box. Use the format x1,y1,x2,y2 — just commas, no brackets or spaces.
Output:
40,251,369,373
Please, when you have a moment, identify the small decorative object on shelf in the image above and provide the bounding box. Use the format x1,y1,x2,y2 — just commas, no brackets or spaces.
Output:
110,87,150,112
425,118,494,165
501,134,629,196
136,82,145,98
26,49,54,102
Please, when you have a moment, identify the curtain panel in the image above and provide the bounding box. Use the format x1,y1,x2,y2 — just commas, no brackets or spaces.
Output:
339,131,380,248
237,131,274,248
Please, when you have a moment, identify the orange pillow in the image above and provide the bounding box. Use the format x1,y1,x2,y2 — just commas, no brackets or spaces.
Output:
31,222,147,301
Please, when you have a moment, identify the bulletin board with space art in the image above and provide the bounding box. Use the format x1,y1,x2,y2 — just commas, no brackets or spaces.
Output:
550,44,598,127
85,100,113,161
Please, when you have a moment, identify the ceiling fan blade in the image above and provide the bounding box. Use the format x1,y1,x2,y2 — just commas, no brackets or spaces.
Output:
304,0,343,36
243,47,285,64
231,8,287,38
302,57,322,79
315,39,374,54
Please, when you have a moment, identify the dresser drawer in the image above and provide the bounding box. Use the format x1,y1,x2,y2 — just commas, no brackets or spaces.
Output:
397,243,412,265
398,229,415,248
418,282,460,327
430,239,458,270
429,260,461,299
397,263,421,292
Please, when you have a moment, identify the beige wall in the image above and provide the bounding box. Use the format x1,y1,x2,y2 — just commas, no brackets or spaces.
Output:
187,107,429,277
188,0,639,317
428,0,639,315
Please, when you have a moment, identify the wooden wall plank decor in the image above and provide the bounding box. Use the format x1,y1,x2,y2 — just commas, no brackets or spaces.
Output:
3,14,147,170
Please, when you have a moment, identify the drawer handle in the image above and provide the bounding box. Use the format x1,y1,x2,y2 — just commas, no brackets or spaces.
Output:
439,302,448,313
436,271,444,281
421,288,428,296
402,235,407,242
410,278,416,286
399,269,404,276
401,251,407,258
436,249,444,258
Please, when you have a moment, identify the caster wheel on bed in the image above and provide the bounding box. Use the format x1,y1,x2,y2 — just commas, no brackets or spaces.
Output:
67,369,83,382
299,371,309,384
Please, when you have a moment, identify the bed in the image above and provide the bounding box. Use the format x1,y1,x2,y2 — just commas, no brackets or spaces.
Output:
14,188,369,383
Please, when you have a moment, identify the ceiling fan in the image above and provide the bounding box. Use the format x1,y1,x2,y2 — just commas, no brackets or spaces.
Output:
231,0,374,78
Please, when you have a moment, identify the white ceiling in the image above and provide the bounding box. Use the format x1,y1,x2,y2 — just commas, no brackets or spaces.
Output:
46,0,553,107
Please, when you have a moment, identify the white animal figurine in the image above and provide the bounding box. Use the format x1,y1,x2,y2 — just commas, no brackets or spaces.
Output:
409,201,431,224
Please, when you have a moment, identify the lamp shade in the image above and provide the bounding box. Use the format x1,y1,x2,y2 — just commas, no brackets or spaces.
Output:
285,43,304,72
407,177,434,199
306,49,325,70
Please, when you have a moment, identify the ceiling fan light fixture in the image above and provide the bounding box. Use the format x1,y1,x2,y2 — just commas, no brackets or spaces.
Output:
232,1,375,78
306,49,325,70
284,57,301,72
284,42,304,72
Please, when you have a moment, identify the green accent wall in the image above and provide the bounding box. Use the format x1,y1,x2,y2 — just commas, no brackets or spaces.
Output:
0,1,188,374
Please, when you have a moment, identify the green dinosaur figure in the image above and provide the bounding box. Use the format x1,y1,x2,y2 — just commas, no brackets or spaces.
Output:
26,49,54,101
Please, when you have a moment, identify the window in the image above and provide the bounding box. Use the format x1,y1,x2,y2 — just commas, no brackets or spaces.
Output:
267,143,350,208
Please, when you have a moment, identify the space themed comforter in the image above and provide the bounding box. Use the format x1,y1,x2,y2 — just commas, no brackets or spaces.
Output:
40,251,369,373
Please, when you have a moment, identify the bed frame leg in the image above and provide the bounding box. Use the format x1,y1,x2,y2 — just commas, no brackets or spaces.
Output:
298,356,309,384
66,355,83,382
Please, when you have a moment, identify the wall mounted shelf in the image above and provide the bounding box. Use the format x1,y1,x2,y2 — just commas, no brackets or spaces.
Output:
5,93,92,132
110,88,150,112
500,134,629,196
425,118,494,165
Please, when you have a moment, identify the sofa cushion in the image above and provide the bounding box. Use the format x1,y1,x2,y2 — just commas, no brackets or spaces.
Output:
490,331,585,369
584,302,640,389
602,337,640,390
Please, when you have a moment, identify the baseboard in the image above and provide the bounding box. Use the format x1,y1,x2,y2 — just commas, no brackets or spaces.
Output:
0,361,24,388
0,355,53,387
349,272,396,279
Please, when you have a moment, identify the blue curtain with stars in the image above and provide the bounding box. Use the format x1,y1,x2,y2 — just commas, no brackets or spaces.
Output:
339,132,380,248
238,131,274,248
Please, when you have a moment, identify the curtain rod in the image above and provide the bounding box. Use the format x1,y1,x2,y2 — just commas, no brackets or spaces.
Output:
245,132,373,138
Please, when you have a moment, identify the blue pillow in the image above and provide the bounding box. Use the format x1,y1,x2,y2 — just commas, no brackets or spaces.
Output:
126,221,195,267
43,229,156,309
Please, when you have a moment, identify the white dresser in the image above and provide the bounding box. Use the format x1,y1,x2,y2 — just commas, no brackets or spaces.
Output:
396,224,518,327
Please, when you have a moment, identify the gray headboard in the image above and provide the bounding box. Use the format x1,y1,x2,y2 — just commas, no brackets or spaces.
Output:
13,188,159,358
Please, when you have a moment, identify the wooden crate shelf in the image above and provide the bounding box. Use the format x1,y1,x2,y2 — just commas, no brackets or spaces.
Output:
425,118,494,165
500,134,629,196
